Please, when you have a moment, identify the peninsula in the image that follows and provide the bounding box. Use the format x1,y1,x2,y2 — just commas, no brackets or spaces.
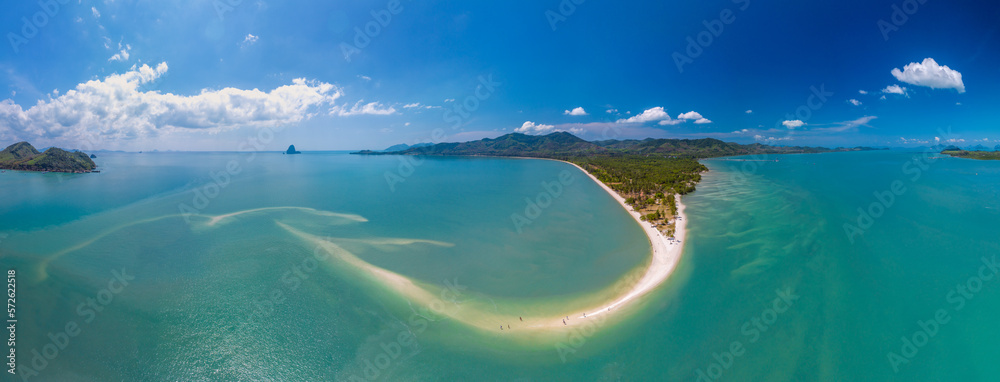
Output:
0,141,97,173
352,132,872,323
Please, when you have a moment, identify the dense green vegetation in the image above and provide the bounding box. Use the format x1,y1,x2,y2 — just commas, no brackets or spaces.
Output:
942,150,1000,160
566,155,706,196
354,132,876,159
0,142,97,173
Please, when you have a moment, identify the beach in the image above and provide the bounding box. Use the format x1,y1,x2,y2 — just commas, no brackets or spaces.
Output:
559,161,687,322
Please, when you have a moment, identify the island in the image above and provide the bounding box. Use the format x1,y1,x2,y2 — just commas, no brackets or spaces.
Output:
942,146,1000,160
355,132,877,237
351,132,879,327
0,141,97,173
286,145,302,154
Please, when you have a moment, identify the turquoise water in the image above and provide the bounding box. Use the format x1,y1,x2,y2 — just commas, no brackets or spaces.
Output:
2,150,999,381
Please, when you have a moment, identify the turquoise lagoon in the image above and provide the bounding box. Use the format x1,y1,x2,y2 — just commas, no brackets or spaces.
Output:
1,150,999,381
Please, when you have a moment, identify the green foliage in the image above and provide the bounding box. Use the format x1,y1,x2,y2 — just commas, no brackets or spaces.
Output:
0,142,97,172
942,150,1000,160
567,155,707,196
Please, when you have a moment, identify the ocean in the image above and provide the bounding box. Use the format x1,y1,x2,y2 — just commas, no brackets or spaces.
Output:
1,150,998,381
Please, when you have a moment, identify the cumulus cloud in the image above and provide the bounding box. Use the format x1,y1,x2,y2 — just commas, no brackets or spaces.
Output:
891,58,965,93
515,121,556,134
616,107,670,124
848,99,862,106
782,120,806,129
677,111,703,120
745,109,753,114
858,90,868,95
564,107,588,116
606,108,618,114
694,118,712,124
514,121,583,135
882,84,908,95
108,42,131,62
0,63,343,145
91,7,100,18
331,101,397,116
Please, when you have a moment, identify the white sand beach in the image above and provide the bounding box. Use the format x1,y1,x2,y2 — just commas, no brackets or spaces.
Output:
560,161,688,322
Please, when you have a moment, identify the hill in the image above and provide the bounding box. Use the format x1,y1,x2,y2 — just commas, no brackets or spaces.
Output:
0,142,98,173
353,132,875,159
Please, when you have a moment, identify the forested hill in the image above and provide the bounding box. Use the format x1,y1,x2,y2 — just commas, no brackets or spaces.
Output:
0,142,98,173
352,132,873,159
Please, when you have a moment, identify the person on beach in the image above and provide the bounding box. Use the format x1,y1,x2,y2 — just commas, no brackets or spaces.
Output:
500,326,503,330
562,319,566,325
519,317,522,321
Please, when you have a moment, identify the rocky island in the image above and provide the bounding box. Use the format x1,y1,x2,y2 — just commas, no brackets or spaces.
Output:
0,142,98,173
286,145,302,154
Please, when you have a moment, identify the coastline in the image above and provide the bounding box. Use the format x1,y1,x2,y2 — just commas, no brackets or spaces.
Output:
552,159,689,322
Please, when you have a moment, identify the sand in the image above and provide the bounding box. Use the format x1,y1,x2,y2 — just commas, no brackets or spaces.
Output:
560,161,687,321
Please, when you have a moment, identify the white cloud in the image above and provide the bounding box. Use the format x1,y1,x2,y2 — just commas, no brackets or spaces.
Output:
677,111,703,120
0,63,342,145
616,107,670,124
358,75,372,81
241,34,259,48
91,7,100,18
564,107,588,116
882,84,908,95
782,120,806,129
891,58,965,93
403,103,421,108
694,118,712,124
108,43,131,62
841,116,877,129
606,108,618,114
745,109,753,114
880,95,887,100
515,121,556,134
331,101,397,116
443,98,455,102
858,90,868,95
848,99,862,106
754,135,793,143
514,121,583,135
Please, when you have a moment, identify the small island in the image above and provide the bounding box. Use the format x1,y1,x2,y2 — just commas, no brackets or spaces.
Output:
0,142,97,173
942,146,1000,160
286,145,302,154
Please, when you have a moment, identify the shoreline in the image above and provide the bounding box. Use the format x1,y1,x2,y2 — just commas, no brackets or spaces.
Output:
540,159,688,324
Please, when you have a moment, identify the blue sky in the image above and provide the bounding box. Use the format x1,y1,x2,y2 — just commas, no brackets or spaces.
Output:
1,0,997,151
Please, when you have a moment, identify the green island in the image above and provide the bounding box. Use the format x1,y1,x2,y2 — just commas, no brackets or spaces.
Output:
354,132,877,236
941,148,1000,160
0,141,98,173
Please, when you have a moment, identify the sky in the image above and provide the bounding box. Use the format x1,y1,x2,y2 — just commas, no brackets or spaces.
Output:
0,0,998,151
